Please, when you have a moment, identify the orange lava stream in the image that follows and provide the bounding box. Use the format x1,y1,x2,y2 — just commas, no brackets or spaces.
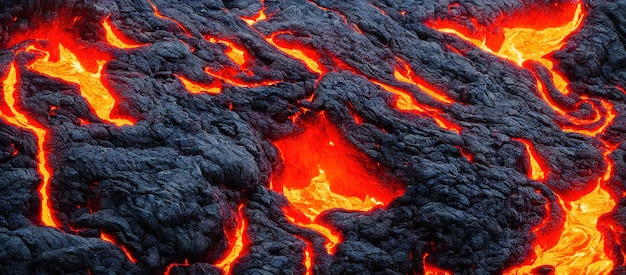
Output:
146,0,191,36
1,62,57,227
265,32,324,74
423,253,451,275
103,18,145,49
393,59,452,104
504,142,615,274
101,232,138,263
207,37,247,67
241,0,267,26
513,138,546,181
427,2,616,137
175,75,221,94
427,3,621,273
25,44,134,126
272,114,404,255
429,3,583,69
370,79,461,133
506,183,615,275
215,204,246,274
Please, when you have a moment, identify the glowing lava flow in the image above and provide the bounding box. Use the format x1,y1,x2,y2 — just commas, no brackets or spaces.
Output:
423,253,451,275
25,44,134,126
215,204,247,275
427,2,620,273
271,114,404,254
103,18,146,49
427,1,615,137
505,151,615,274
147,0,191,35
513,138,546,181
175,75,221,95
101,232,138,263
241,0,267,26
393,59,452,104
264,32,324,74
0,62,56,227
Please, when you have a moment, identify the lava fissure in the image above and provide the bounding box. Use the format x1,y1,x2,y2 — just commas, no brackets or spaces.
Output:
2,0,626,274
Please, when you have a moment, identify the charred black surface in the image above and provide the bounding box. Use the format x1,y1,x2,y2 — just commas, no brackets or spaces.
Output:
0,0,625,274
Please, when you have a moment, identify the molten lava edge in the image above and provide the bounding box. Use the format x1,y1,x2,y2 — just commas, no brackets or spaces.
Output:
0,0,625,274
271,113,405,255
428,1,620,274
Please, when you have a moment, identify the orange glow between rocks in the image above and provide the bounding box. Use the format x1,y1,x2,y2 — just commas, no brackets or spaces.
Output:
427,1,616,138
101,232,138,263
25,44,134,126
147,0,191,36
175,74,221,95
393,59,452,104
504,142,616,274
370,79,461,133
423,253,451,275
272,114,404,255
303,245,313,275
215,204,247,274
207,37,248,68
1,62,57,227
428,1,620,274
102,18,145,49
513,138,546,181
265,32,324,74
241,0,267,26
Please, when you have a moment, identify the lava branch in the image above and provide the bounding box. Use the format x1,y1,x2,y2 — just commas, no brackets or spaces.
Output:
101,232,138,263
214,204,247,275
426,2,621,273
237,7,462,134
426,1,615,138
0,15,142,260
0,62,56,227
504,138,617,274
271,114,404,256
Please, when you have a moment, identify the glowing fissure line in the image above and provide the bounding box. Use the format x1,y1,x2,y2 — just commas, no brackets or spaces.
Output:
429,3,616,137
146,0,192,36
393,60,453,104
175,74,221,95
513,138,546,181
101,232,138,263
241,0,267,26
505,142,615,274
215,204,246,274
1,62,57,227
423,253,451,275
264,32,323,74
103,18,146,49
26,44,134,126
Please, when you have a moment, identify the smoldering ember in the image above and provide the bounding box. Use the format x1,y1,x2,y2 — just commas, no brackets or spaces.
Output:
1,0,626,274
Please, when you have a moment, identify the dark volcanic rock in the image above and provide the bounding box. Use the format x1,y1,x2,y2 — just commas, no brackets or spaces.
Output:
0,0,625,274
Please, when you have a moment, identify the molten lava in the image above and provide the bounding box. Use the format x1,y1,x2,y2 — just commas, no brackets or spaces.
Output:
428,1,620,274
101,232,138,263
393,59,452,104
103,18,146,49
241,0,267,26
271,114,404,254
25,44,134,126
0,62,56,227
265,31,324,74
423,253,451,275
215,204,247,275
176,75,221,95
426,1,615,138
513,138,546,181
